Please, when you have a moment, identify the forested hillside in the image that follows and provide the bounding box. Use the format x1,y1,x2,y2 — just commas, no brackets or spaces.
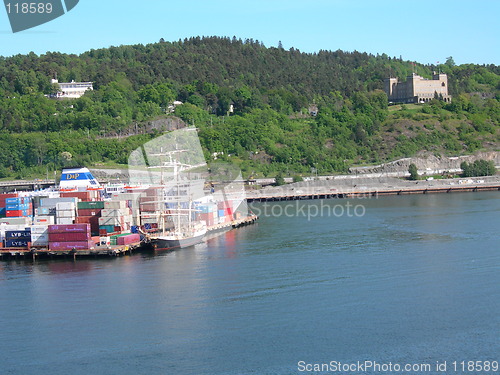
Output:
0,36,498,179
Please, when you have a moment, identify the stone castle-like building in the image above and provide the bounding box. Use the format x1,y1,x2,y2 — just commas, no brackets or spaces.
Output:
384,73,451,104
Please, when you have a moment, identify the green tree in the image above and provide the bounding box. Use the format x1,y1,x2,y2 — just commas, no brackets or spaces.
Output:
275,172,285,186
408,163,418,180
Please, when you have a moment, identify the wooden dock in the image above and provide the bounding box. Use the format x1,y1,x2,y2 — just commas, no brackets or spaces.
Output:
207,214,259,232
0,215,259,261
0,242,142,261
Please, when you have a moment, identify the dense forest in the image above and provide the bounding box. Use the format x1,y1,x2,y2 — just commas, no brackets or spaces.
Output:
0,36,498,179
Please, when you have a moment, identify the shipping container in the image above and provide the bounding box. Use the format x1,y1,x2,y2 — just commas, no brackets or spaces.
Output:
139,203,159,211
49,232,91,242
31,227,49,246
217,201,231,210
5,230,31,241
40,197,78,208
5,197,23,205
31,225,49,234
116,233,140,245
57,218,74,225
77,201,105,209
49,224,90,233
98,217,124,226
104,201,127,209
0,217,30,226
197,204,216,213
31,236,49,247
101,208,131,217
56,210,76,218
36,207,51,215
0,193,19,199
75,216,99,234
60,191,91,201
33,216,55,225
48,241,94,251
99,225,115,233
6,203,30,210
6,210,30,217
77,208,102,217
5,239,30,248
56,202,76,211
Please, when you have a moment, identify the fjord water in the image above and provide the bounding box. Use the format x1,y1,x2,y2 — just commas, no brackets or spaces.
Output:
1,192,498,375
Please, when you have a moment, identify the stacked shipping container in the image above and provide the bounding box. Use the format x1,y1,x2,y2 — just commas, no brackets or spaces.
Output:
4,196,33,218
76,201,104,236
48,224,94,251
3,229,31,248
56,201,76,225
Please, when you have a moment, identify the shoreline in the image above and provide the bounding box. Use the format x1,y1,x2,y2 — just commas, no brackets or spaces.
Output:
246,176,500,202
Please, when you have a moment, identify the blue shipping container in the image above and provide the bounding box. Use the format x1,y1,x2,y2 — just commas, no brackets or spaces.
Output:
218,209,225,217
5,231,31,241
5,239,30,248
6,204,30,210
5,197,23,204
198,205,215,213
38,207,51,215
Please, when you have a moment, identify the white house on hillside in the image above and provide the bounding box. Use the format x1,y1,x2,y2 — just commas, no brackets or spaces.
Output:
51,79,93,99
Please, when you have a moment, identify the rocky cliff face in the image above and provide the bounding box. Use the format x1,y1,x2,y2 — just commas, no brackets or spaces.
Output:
350,151,500,174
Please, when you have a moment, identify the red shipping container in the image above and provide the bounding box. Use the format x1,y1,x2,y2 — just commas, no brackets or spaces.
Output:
77,209,102,216
49,232,91,242
6,210,29,217
75,216,99,233
1,193,19,198
0,193,19,206
225,207,233,215
117,234,141,246
49,241,94,251
48,224,90,233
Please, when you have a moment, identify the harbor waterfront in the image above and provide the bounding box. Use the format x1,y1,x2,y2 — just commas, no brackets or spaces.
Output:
0,192,498,375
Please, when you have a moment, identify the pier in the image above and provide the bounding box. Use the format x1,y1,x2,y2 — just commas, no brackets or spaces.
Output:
245,178,500,202
0,242,142,261
0,215,260,261
207,214,259,232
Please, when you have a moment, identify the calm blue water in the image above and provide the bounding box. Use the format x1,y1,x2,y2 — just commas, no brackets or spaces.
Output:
0,192,499,375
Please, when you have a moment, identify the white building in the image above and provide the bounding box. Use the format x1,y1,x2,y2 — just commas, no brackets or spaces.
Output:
51,79,93,99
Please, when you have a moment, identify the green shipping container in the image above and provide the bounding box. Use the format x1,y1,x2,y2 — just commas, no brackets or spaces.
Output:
99,225,115,233
78,201,105,209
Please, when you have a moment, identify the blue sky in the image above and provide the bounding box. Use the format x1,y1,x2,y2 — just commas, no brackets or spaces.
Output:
0,0,498,65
